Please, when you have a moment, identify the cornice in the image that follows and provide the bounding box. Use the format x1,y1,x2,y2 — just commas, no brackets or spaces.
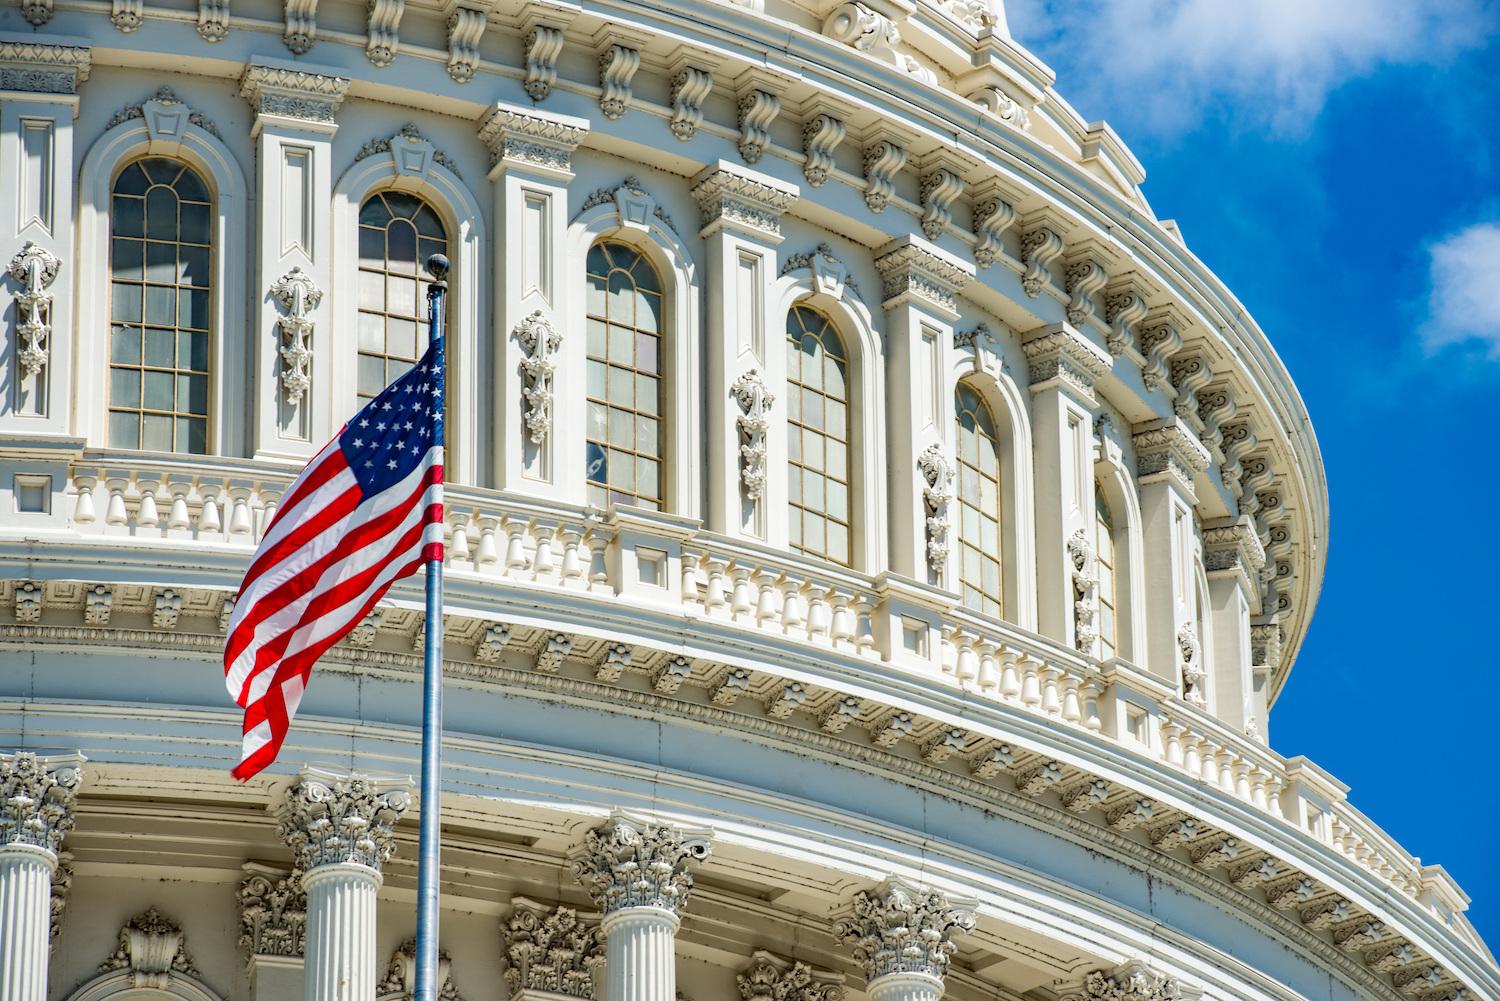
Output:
0,40,91,96
240,60,350,128
477,102,590,179
873,235,974,319
690,160,800,241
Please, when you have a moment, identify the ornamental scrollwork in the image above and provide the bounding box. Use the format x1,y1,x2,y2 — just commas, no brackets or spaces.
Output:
98,907,200,989
353,123,461,177
1067,528,1098,654
379,937,464,1001
515,310,562,445
731,369,774,501
503,900,605,998
1059,961,1181,1001
1176,623,1205,708
834,878,975,982
917,444,953,575
7,242,60,380
0,750,84,853
572,812,712,916
270,267,322,406
238,865,307,958
737,951,845,1001
276,769,411,872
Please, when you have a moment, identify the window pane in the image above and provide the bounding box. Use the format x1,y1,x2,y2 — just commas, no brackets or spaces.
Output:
109,411,139,448
787,305,851,565
143,370,174,410
112,239,144,280
145,186,178,241
141,414,173,451
956,382,1004,616
145,285,175,326
111,326,141,365
144,328,174,368
110,368,140,408
113,196,144,238
179,201,210,245
356,192,449,410
112,283,142,323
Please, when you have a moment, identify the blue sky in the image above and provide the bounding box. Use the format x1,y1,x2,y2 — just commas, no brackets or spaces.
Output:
1008,0,1500,949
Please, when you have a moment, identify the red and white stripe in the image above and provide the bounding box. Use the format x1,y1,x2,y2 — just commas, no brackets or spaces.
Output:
224,434,443,780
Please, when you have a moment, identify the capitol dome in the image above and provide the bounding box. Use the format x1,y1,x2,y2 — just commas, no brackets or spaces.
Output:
0,2,1493,1001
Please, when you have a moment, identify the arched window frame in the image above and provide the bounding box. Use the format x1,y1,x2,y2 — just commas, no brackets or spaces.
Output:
77,103,247,455
64,970,223,1001
946,339,1037,630
566,184,700,519
771,265,886,573
1092,433,1147,663
333,145,484,483
952,378,1007,620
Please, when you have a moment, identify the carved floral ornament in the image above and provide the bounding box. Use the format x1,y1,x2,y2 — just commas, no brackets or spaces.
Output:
354,123,462,178
380,937,464,1001
270,267,322,406
737,951,845,1001
276,768,411,872
504,899,605,998
917,444,953,574
7,242,61,380
238,865,307,958
1067,528,1098,654
106,86,223,140
0,750,84,854
515,310,563,445
572,812,712,916
99,907,200,990
731,369,774,501
1176,623,1205,708
1059,961,1182,1001
833,878,976,983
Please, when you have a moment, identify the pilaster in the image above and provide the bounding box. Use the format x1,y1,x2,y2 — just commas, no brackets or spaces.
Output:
1133,417,1210,688
1022,324,1111,649
1202,515,1264,731
477,102,589,501
240,60,349,462
690,161,799,543
572,811,712,1001
239,862,308,1001
872,235,973,586
834,878,975,1001
0,42,89,437
0,751,85,1001
276,767,411,1001
503,898,605,1000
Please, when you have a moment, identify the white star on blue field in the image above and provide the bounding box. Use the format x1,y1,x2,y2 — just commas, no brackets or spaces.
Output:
1012,0,1500,946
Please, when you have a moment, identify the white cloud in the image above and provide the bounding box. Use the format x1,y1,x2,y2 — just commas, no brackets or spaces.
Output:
1007,0,1494,134
1421,222,1500,360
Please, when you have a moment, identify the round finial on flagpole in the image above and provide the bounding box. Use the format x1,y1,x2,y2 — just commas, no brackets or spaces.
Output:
425,253,450,284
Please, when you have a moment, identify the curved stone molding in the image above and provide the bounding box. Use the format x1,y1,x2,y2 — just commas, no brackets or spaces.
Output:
572,812,712,916
503,898,605,998
917,444,953,575
270,267,321,406
737,951,845,1001
238,863,306,958
7,242,61,380
275,768,411,872
0,751,84,853
731,369,773,501
514,310,562,445
98,908,200,989
378,937,463,1001
834,878,976,983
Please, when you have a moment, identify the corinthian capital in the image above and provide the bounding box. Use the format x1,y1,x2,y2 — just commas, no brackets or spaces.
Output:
572,811,712,916
275,767,411,872
0,751,85,855
834,878,976,983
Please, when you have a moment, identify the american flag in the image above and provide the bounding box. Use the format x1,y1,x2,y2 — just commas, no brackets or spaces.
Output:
224,337,445,780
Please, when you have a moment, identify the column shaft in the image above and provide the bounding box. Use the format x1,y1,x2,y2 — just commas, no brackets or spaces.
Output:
601,908,678,1001
0,846,56,1001
303,864,381,1001
867,972,943,1001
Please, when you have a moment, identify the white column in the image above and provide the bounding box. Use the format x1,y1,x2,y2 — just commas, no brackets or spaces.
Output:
689,161,799,543
0,43,89,437
872,236,974,587
574,811,711,1001
240,61,350,462
277,768,412,1001
1021,324,1112,651
476,102,589,500
836,878,975,1001
0,752,85,1001
1203,516,1265,732
1132,416,1211,688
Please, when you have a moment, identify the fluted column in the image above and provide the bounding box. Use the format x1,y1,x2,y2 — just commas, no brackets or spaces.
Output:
277,767,411,1001
835,878,975,1001
572,811,712,1001
0,751,84,1001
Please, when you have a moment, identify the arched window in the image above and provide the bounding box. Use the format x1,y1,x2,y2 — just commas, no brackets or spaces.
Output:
108,157,212,453
585,241,664,510
955,383,1003,617
787,305,851,566
1095,485,1119,658
357,191,448,405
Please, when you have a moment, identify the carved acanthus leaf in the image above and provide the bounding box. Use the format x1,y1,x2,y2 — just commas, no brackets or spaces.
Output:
572,812,712,915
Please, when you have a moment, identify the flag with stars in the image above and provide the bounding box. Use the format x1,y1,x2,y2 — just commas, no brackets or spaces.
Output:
224,337,445,780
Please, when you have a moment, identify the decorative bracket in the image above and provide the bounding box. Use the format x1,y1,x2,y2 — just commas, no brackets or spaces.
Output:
515,310,562,444
270,267,322,406
731,369,774,501
7,242,61,380
917,443,953,575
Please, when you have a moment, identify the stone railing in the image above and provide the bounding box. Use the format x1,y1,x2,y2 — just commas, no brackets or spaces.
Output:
21,451,1453,935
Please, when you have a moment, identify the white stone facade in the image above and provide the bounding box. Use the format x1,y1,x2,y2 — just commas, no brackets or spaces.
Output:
0,2,1492,1001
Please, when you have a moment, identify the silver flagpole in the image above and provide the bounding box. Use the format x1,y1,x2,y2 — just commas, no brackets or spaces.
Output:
413,253,449,1001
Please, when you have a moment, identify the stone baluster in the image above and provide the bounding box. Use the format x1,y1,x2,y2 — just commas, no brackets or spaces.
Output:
0,751,85,1001
277,768,412,1001
703,558,729,613
475,516,500,566
573,812,712,1001
835,878,975,1001
998,649,1021,700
